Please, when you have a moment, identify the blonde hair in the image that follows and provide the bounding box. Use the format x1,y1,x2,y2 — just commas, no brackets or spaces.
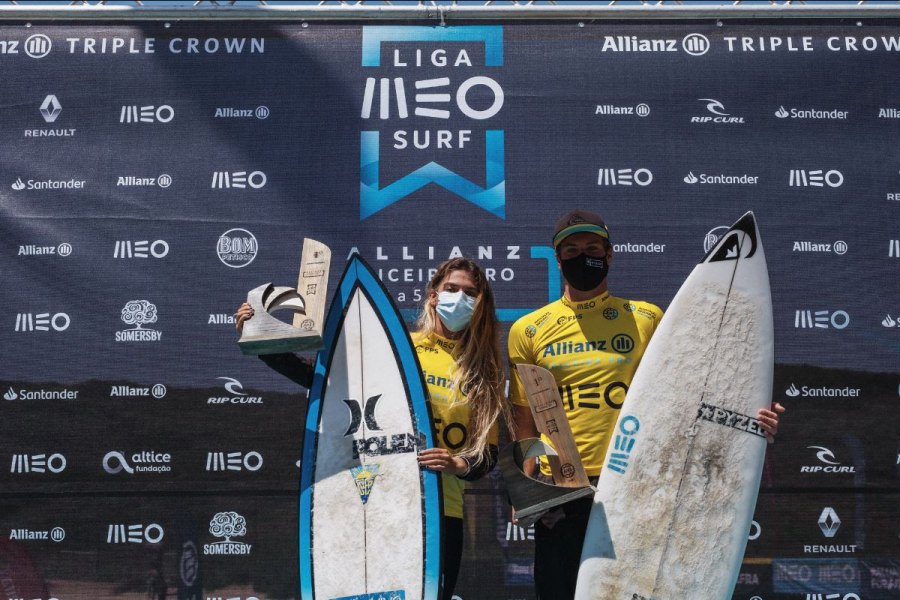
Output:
414,258,511,466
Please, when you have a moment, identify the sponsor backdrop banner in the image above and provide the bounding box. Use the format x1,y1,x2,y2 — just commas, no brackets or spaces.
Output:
1,18,898,600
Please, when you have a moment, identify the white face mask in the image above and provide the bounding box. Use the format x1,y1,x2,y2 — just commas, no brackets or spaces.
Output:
435,290,477,333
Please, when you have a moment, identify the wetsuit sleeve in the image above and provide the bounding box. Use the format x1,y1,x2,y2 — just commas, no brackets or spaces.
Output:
258,353,314,388
458,443,499,482
507,318,534,407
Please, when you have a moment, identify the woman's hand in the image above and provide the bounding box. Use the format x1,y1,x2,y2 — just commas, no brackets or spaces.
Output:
235,303,254,333
417,447,468,476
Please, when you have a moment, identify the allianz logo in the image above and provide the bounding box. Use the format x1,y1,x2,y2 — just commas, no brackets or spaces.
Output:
789,169,843,187
205,451,263,472
208,377,263,405
116,300,161,342
594,103,650,117
18,243,72,257
215,105,269,119
785,383,860,398
505,521,535,542
801,446,856,474
691,99,745,124
882,314,900,328
9,526,65,542
119,104,174,124
794,309,850,329
0,33,54,58
14,312,70,332
116,174,172,188
792,240,848,255
110,384,167,398
107,523,164,544
103,450,172,474
210,170,266,189
683,171,759,185
114,240,169,259
600,33,709,56
775,105,848,120
597,167,652,186
208,313,237,325
10,453,67,473
5,387,79,401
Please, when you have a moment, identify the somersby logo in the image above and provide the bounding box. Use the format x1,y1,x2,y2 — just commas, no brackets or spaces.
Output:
116,300,161,342
119,104,174,123
14,312,70,332
204,511,252,556
597,167,653,187
794,309,850,329
789,169,843,187
10,453,67,473
359,26,505,220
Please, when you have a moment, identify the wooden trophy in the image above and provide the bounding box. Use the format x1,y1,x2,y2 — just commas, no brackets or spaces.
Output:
499,364,594,526
237,238,331,355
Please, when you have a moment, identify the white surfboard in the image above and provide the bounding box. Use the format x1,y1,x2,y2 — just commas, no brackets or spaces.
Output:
299,256,442,600
575,212,774,600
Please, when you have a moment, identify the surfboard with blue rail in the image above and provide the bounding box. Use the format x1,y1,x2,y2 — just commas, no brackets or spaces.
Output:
299,255,442,600
575,212,774,600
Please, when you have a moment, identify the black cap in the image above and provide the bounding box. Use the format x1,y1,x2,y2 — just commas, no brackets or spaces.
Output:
552,209,610,247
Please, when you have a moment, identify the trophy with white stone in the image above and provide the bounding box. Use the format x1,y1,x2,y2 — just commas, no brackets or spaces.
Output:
238,238,331,355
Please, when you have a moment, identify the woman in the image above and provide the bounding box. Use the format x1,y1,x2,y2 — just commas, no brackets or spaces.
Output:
235,257,510,599
412,257,510,599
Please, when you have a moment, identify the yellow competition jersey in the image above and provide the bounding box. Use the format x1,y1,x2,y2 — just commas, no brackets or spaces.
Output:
508,292,663,476
413,331,499,519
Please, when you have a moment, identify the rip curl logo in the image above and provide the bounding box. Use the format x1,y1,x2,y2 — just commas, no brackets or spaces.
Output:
359,26,505,220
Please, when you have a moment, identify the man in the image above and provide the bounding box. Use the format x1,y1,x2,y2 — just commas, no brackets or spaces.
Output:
507,209,784,600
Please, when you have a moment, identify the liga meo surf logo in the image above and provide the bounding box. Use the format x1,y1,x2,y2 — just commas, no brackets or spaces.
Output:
359,26,506,220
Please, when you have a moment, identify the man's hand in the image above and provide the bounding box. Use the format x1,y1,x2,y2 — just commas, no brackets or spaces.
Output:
757,401,785,443
235,303,254,333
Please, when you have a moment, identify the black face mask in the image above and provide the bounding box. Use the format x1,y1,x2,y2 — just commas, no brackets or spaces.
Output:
560,254,609,292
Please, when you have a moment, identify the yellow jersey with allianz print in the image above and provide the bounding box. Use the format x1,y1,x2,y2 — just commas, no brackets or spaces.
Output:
413,331,499,519
508,292,663,477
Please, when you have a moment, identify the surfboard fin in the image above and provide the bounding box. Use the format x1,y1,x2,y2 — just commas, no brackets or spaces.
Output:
238,238,331,355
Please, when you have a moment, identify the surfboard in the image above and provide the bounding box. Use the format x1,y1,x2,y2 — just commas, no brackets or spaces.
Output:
299,255,442,600
574,212,774,600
